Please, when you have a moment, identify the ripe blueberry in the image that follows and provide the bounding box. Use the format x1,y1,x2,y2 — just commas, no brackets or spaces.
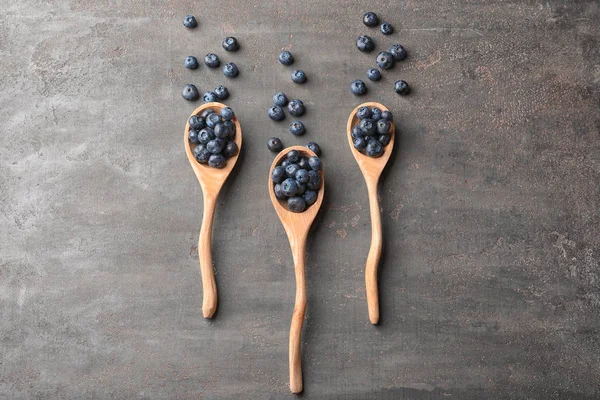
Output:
308,156,321,171
271,166,286,183
287,150,301,163
214,122,232,139
198,128,215,144
182,84,199,101
214,85,229,100
223,63,239,77
371,107,382,121
363,12,379,27
203,91,217,102
285,163,301,178
356,35,375,52
389,44,407,61
206,113,222,128
377,119,392,135
194,146,211,164
188,129,200,144
274,183,287,199
291,69,307,84
281,178,299,196
279,51,294,66
223,141,238,158
267,137,283,152
350,80,367,96
353,137,367,150
204,53,220,68
359,119,376,135
206,138,225,154
305,141,321,156
357,106,372,120
287,197,306,213
351,126,364,140
208,154,226,168
184,56,199,69
380,22,393,35
290,121,305,136
183,15,197,29
288,99,305,117
376,51,394,69
366,139,383,157
378,134,391,146
394,80,410,95
220,107,234,121
295,169,309,184
222,37,239,52
273,92,288,107
381,110,393,121
189,115,205,130
268,106,285,121
367,68,381,81
306,170,322,190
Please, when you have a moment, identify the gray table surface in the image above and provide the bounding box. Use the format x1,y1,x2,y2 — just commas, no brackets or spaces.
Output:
1,0,599,399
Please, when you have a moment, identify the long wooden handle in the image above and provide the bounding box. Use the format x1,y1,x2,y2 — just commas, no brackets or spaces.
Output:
289,235,307,393
199,193,218,318
365,178,382,325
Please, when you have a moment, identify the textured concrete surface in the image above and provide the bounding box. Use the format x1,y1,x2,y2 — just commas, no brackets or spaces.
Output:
1,0,600,399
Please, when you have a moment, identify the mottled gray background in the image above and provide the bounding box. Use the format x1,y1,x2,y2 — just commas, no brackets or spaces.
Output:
1,0,599,399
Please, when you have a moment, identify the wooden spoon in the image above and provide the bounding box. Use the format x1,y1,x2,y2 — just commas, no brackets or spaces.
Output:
184,102,242,318
346,102,395,325
268,146,325,394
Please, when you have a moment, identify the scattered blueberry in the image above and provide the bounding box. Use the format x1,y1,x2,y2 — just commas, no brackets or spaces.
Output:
381,110,393,121
353,137,367,150
271,166,286,183
203,91,217,102
214,85,229,100
189,115,205,130
290,121,306,136
198,128,215,144
376,51,395,69
394,80,410,95
268,106,285,121
223,141,238,158
274,183,287,199
306,141,321,156
206,113,222,128
287,197,306,212
267,137,283,152
285,163,301,178
288,99,305,117
295,169,309,184
350,80,367,96
279,51,294,66
281,178,299,197
363,12,379,27
222,37,239,52
204,53,220,68
208,154,227,168
366,139,383,157
378,134,391,146
357,106,372,120
220,107,234,121
183,15,197,29
380,22,393,35
195,146,211,164
184,56,199,69
377,119,392,135
306,170,322,190
287,150,300,163
371,107,382,121
356,35,375,52
359,119,376,135
308,156,321,171
291,70,307,84
389,44,407,61
367,68,381,81
182,84,200,101
223,63,239,77
273,92,289,107
188,129,200,144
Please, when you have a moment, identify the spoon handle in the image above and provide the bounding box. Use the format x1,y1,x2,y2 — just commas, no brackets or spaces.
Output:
289,234,307,393
199,192,218,318
365,177,382,324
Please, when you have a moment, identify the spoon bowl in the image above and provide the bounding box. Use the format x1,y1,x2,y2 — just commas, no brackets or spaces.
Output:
346,102,395,325
185,102,242,318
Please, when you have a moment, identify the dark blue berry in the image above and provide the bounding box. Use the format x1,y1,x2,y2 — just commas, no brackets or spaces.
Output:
378,134,391,146
366,139,383,157
274,183,287,199
206,113,222,128
204,53,220,68
220,107,234,121
297,157,309,170
357,106,372,120
350,80,367,96
189,115,205,130
356,35,375,52
222,37,239,52
287,197,306,213
389,44,407,61
353,137,367,150
377,119,392,135
279,51,294,66
359,119,376,135
290,121,305,136
268,106,285,121
380,22,393,35
223,120,235,139
308,156,321,171
291,69,306,84
306,170,322,190
223,63,239,77
203,91,217,102
295,182,306,195
303,190,317,206
199,108,215,119
287,150,300,163
351,126,364,140
206,138,225,154
182,84,199,101
371,107,383,121
288,99,305,117
295,169,309,184
208,154,226,168
367,68,381,81
194,145,211,164
281,159,290,168
214,85,229,100
188,129,200,144
273,92,288,107
267,137,283,152
305,141,321,156
271,166,286,183
214,122,232,139
363,12,379,27
198,128,215,144
381,110,393,121
281,178,299,196
285,163,301,178
394,80,410,95
184,56,199,69
223,141,238,158
183,15,197,29
376,51,394,69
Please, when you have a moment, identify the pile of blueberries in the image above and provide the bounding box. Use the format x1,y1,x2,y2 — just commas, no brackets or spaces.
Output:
188,106,238,168
181,14,240,102
351,106,394,157
351,12,410,96
270,149,322,213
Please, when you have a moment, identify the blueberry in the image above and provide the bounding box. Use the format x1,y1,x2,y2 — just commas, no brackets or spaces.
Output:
378,134,391,146
359,119,376,135
198,128,215,144
220,107,234,121
223,120,235,139
222,37,239,52
184,56,199,69
223,63,239,78
188,129,200,144
268,106,285,121
291,69,306,84
203,91,217,102
297,157,310,170
206,113,222,128
306,141,321,156
273,92,289,107
380,22,393,35
351,126,364,140
376,51,395,69
366,139,383,157
189,115,205,130
271,166,286,183
194,146,211,164
389,44,407,61
394,80,410,95
303,190,317,206
199,108,215,119
288,99,305,117
274,183,287,199
183,15,197,29
295,169,309,184
306,170,322,190
357,106,372,120
350,80,367,96
356,35,375,52
381,110,393,121
206,138,225,154
287,150,300,163
267,137,283,152
377,119,392,135
371,107,382,121
182,84,200,101
285,163,301,178
214,122,232,139
193,143,205,157
363,11,379,27
367,68,381,81
214,85,229,100
204,53,220,68
279,51,294,66
308,156,322,171
281,178,299,196
208,154,227,168
296,182,306,195
290,121,305,136
353,136,367,150
287,196,306,213
223,141,238,158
